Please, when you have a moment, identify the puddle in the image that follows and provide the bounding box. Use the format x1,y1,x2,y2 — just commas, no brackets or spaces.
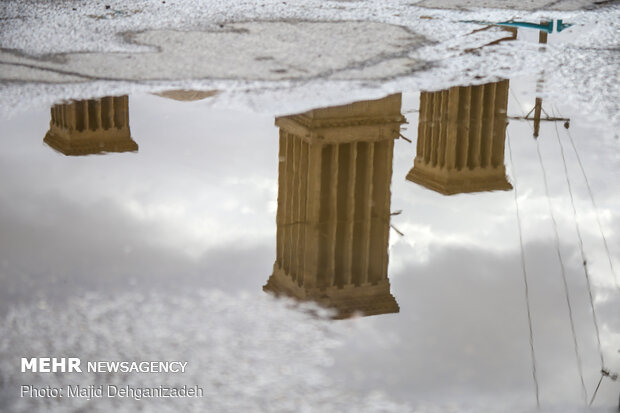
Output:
0,5,619,413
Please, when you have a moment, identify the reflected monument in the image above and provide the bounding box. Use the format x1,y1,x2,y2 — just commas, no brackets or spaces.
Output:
153,89,218,101
44,96,138,155
264,95,404,318
407,80,513,195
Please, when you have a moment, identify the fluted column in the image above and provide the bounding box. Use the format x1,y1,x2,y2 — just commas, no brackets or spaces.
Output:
264,94,404,318
455,86,471,170
302,142,323,290
44,95,137,156
407,81,512,195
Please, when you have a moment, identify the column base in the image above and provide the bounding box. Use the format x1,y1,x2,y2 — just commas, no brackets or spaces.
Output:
264,266,399,319
406,163,512,195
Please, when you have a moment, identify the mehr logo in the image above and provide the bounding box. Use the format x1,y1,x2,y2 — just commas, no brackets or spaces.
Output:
21,358,82,373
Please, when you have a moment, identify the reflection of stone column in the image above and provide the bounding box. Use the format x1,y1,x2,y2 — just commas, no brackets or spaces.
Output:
153,89,218,101
264,95,404,318
407,80,512,195
44,96,137,156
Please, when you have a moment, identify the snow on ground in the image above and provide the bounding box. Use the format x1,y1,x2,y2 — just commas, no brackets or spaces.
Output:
0,1,618,131
0,0,613,55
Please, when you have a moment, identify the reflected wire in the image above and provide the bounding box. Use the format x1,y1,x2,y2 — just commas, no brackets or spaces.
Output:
509,88,534,133
552,110,605,370
507,130,540,408
561,115,620,293
535,135,588,405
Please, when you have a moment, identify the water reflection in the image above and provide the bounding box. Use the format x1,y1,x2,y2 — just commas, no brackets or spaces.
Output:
264,95,405,318
44,96,137,155
407,80,512,194
1,18,615,410
153,89,218,101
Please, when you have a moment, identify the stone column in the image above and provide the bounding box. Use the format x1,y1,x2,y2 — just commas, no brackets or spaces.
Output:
264,94,404,318
44,95,138,156
407,81,513,195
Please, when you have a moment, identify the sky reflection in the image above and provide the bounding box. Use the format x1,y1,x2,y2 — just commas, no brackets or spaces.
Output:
0,74,618,410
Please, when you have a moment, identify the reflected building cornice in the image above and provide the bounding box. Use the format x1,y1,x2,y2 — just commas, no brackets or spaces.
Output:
153,89,218,101
265,94,404,318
